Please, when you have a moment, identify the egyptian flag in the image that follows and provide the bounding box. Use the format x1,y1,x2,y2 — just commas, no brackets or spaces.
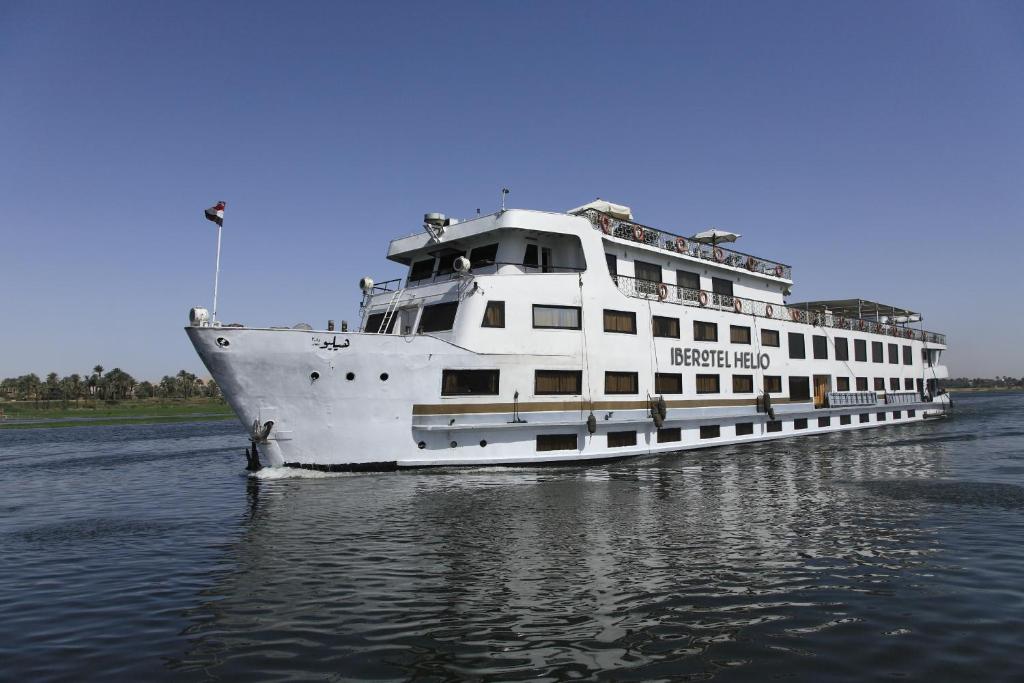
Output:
204,201,225,227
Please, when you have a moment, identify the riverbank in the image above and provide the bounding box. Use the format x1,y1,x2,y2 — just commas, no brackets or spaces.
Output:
0,398,235,429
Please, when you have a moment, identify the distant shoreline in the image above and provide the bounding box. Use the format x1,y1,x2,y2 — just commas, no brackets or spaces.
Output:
0,398,235,430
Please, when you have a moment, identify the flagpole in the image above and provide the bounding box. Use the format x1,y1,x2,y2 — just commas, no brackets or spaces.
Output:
212,220,222,324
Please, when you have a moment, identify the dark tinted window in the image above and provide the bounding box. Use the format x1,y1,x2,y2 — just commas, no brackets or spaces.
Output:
872,341,884,363
818,416,831,427
657,427,681,443
874,378,885,391
835,337,849,361
608,431,637,448
888,343,899,364
364,312,395,334
794,418,808,430
700,425,721,439
655,373,683,394
712,277,733,297
789,333,806,359
902,345,912,365
469,243,498,268
767,420,783,432
652,316,680,338
441,370,499,396
537,434,577,451
605,253,617,279
436,251,466,275
837,377,850,391
812,335,828,359
694,321,718,342
856,377,868,391
840,414,852,425
409,259,434,281
735,422,754,436
635,260,662,283
855,339,867,362
677,270,700,290
419,301,458,332
789,376,811,400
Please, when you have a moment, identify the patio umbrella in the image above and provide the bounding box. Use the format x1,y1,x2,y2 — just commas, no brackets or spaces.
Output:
691,228,741,247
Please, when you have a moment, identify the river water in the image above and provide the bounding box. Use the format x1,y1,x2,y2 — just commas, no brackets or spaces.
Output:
1,392,1022,681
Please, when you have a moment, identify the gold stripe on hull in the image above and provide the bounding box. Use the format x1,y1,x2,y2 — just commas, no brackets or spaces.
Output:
412,397,805,416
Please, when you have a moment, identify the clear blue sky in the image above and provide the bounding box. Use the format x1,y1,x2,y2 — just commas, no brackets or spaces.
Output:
1,1,1021,379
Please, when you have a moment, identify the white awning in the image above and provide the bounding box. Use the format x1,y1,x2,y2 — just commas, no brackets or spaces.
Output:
567,199,633,220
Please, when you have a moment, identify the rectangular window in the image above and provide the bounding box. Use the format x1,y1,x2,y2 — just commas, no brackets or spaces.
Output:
735,422,754,436
837,377,851,391
652,316,680,338
789,376,811,401
696,374,720,394
855,339,867,362
481,301,505,328
409,259,435,282
635,260,662,284
812,335,828,360
761,329,780,347
888,343,899,365
469,243,499,268
789,333,806,359
730,325,751,344
856,377,868,391
840,414,852,425
605,371,639,395
535,370,582,395
524,243,539,268
533,305,581,330
712,277,733,298
908,409,916,418
436,251,466,275
603,309,637,334
890,378,900,390
893,410,902,419
874,378,885,391
441,369,500,396
904,378,914,390
657,427,681,443
655,373,683,394
693,321,718,342
419,301,459,332
903,345,912,365
794,418,808,430
916,378,924,394
818,416,831,428
608,430,637,448
363,312,396,334
699,425,721,439
835,337,849,361
537,433,578,451
860,413,870,423
872,341,884,363
764,376,782,393
605,253,618,280
767,420,783,432
732,375,754,393
677,270,700,290
877,412,886,421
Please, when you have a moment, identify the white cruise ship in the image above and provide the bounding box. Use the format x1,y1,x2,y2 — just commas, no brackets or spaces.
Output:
186,200,951,471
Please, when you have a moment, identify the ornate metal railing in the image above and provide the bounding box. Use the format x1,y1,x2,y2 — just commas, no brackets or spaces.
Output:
614,274,947,345
576,208,793,280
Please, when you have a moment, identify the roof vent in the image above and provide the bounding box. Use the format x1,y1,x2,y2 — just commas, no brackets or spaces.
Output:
424,212,447,227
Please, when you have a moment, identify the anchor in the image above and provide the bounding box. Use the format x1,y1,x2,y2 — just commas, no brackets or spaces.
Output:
246,419,274,471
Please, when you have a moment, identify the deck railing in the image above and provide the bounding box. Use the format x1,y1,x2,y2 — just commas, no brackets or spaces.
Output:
576,208,793,280
614,274,947,345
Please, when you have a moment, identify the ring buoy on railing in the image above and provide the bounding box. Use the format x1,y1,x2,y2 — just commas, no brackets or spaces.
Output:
698,291,709,306
713,247,725,262
745,257,758,271
599,215,611,234
632,225,644,242
790,309,801,322
765,304,774,318
906,329,912,339
675,236,687,252
858,320,866,331
774,264,784,278
657,283,668,300
733,299,743,313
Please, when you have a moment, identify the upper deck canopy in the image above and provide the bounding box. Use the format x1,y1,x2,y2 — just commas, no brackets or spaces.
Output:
788,298,921,323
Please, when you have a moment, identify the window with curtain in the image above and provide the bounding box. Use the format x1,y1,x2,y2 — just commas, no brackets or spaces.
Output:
764,376,782,393
604,372,638,394
732,375,754,393
441,370,500,396
481,301,505,328
603,309,637,334
677,270,700,290
655,373,683,394
532,305,581,329
535,370,582,395
634,260,662,283
693,321,718,342
652,316,680,338
761,329,780,347
730,325,751,344
696,374,720,394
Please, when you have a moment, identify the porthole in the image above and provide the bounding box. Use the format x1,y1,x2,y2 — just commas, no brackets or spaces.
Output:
417,441,426,449
346,372,355,381
216,337,230,347
479,440,487,447
450,441,457,448
310,371,320,381
380,373,389,381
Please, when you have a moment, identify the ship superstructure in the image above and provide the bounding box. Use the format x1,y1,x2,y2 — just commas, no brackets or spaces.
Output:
186,200,950,470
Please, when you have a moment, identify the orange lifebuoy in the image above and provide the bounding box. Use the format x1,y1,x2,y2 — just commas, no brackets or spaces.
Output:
774,264,784,278
858,320,866,331
600,215,611,234
790,309,800,322
699,291,709,306
905,329,912,339
632,225,644,241
675,236,687,252
713,247,725,262
657,283,668,300
733,299,743,313
765,304,774,318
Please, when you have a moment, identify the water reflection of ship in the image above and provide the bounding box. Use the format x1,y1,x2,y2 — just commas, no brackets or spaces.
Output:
173,436,948,677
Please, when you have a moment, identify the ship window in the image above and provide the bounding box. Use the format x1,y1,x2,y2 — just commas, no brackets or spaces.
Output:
888,343,899,364
469,243,498,268
855,339,867,362
904,378,914,390
789,333,806,359
794,418,808,430
840,414,852,425
441,370,499,396
764,376,782,393
409,259,435,282
693,321,718,342
537,433,578,452
837,377,851,391
902,345,912,365
603,309,637,334
635,260,662,284
761,329,780,347
732,375,754,393
767,420,783,432
655,373,683,394
922,348,933,367
872,377,884,391
605,253,617,280
813,335,828,360
696,374,720,394
908,409,916,418
608,430,637,448
890,378,900,390
677,270,700,291
657,427,681,443
699,425,720,439
730,325,751,344
872,341,884,363
877,412,886,421
535,370,582,395
419,301,458,332
436,251,466,276
364,312,396,334
860,413,870,423
916,378,924,394
524,243,539,268
835,337,849,361
712,277,733,297
533,305,581,330
605,372,638,395
735,422,754,436
893,410,902,419
652,316,680,338
818,416,831,428
856,377,868,391
789,376,811,401
481,301,505,328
